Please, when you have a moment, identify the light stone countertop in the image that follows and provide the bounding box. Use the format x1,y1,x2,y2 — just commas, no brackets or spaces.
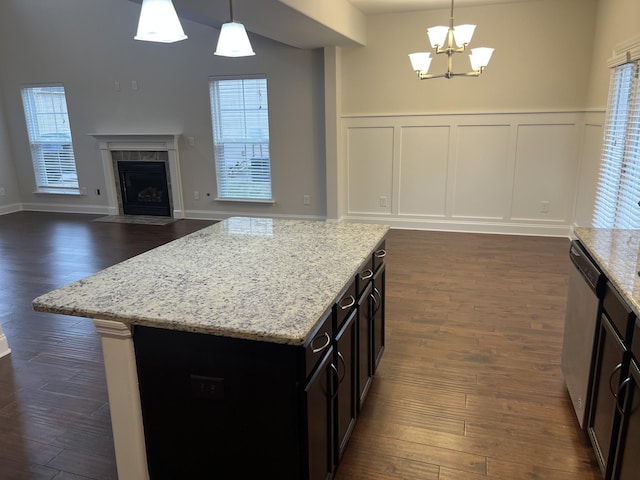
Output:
33,217,389,345
574,227,640,318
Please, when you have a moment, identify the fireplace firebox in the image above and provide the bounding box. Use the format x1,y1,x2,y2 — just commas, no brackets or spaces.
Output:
117,161,171,217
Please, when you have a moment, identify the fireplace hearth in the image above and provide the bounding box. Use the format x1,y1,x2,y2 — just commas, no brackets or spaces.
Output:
117,160,171,217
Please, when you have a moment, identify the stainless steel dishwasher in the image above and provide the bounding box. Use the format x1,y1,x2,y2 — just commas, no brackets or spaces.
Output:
561,240,605,428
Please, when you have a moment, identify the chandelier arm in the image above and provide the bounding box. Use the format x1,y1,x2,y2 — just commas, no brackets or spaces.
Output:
418,70,483,80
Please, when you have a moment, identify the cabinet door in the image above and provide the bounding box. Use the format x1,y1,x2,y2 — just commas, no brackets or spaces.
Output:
588,314,627,477
335,310,357,462
304,346,334,480
613,360,640,480
371,265,386,374
358,282,373,410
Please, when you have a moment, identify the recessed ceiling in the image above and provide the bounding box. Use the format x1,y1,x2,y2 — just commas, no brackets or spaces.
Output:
347,0,539,15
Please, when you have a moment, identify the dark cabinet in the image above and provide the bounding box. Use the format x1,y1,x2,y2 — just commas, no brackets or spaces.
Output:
357,282,373,409
304,346,335,480
371,263,386,374
613,359,640,480
587,282,636,480
334,310,357,462
588,313,627,475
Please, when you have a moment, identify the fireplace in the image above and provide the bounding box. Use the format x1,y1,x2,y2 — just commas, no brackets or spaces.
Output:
117,159,171,217
90,134,185,219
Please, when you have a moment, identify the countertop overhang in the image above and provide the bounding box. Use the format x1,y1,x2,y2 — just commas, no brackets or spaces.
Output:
574,227,640,318
33,217,389,345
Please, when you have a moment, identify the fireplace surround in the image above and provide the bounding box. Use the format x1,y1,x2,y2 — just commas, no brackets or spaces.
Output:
90,134,185,218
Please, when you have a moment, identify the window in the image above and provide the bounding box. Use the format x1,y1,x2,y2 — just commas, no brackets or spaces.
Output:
593,56,640,227
209,75,272,202
21,85,79,194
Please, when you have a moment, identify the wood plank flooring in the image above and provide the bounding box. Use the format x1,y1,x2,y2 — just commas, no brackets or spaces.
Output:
0,212,602,479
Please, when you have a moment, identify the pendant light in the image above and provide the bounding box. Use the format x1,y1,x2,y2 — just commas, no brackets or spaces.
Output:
134,0,187,43
215,0,255,57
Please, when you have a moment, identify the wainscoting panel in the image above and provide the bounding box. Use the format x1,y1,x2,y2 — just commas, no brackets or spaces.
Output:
342,112,596,236
347,126,394,214
453,125,511,219
511,123,578,222
398,126,449,216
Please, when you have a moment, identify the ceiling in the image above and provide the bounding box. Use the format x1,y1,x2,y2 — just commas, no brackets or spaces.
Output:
132,0,545,50
347,0,538,15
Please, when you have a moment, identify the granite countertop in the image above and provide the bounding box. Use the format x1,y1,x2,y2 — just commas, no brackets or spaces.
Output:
33,217,389,345
574,227,640,318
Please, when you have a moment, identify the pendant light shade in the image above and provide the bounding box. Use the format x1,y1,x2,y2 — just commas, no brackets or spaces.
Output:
214,21,255,57
134,0,187,43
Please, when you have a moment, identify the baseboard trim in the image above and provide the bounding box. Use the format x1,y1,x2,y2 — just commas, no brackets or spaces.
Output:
342,215,573,237
0,203,22,215
20,202,110,215
0,326,10,358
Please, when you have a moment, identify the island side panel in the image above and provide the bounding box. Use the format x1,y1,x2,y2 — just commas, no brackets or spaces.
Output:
93,319,149,480
132,325,303,479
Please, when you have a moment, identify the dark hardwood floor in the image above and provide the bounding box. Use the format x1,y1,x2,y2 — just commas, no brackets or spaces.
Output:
0,212,601,479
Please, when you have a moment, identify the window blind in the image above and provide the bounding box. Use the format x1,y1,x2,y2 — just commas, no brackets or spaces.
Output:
21,85,79,191
209,76,272,201
593,61,640,228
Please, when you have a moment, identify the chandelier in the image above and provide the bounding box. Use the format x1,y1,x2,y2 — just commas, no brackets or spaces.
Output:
408,0,494,80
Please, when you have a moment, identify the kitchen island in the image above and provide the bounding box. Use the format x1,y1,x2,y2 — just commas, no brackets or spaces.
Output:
33,217,389,480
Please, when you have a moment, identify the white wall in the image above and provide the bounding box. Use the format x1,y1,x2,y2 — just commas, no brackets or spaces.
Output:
337,0,599,234
0,0,326,220
0,92,20,214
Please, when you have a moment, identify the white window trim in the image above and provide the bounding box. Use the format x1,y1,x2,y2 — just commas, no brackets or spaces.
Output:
209,75,273,203
592,34,640,228
21,84,80,195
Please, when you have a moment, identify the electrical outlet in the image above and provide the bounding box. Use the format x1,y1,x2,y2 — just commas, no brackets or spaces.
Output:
379,196,387,207
540,201,550,213
190,375,224,401
303,195,310,205
0,188,5,196
193,191,200,200
188,136,195,146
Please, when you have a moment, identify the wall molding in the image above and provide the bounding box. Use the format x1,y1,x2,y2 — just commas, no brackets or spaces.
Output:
341,110,599,237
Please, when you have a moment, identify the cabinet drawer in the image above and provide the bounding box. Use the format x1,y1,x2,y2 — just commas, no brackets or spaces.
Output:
603,282,635,342
303,312,333,380
335,279,357,330
373,241,386,273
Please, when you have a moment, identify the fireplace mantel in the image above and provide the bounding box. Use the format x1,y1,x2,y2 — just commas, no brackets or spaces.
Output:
89,134,185,219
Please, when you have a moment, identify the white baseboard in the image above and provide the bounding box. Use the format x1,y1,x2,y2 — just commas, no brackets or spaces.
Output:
0,325,10,358
342,214,573,237
184,209,326,222
21,202,110,215
0,203,22,215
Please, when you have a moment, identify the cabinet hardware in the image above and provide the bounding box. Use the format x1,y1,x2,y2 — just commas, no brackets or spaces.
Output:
615,377,633,416
374,249,386,258
339,296,356,310
610,363,624,397
360,269,373,281
311,332,331,353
